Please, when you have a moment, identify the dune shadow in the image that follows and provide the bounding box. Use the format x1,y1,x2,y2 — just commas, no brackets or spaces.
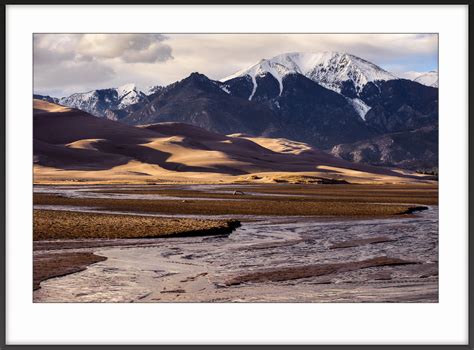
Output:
34,138,248,175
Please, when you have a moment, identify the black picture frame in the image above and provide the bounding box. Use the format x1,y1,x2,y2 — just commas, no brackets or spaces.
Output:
1,1,471,348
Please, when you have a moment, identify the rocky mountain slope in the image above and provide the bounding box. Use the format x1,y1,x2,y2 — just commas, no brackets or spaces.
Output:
360,79,438,134
330,125,438,170
124,72,373,149
122,73,278,137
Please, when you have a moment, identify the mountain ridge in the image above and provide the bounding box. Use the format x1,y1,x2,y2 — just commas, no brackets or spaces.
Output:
33,51,438,170
222,51,397,99
414,71,439,88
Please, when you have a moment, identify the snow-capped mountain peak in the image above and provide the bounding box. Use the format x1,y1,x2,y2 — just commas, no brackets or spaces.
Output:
413,71,438,88
300,52,397,92
58,84,148,118
222,51,397,99
115,83,145,109
116,83,138,99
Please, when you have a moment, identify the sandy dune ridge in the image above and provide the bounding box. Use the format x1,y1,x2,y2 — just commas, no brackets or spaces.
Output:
33,99,433,184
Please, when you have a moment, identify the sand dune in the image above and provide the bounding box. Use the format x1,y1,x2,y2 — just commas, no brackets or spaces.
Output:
33,99,432,184
228,134,313,155
34,99,72,113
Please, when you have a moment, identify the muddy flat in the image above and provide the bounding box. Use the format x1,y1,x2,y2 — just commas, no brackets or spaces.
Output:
33,183,438,303
34,251,107,291
34,183,436,217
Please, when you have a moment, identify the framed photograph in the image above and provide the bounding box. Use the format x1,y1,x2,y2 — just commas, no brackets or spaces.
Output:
2,1,471,348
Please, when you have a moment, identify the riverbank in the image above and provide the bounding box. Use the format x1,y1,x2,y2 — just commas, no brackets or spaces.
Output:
34,251,107,291
33,209,240,290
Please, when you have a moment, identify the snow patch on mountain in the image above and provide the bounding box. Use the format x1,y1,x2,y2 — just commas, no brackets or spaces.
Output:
117,83,136,99
248,74,258,100
143,85,163,96
414,71,438,88
220,85,230,94
59,91,102,115
346,97,371,121
225,59,291,100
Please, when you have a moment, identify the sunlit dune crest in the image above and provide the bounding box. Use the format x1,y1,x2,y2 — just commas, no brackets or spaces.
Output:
33,99,72,113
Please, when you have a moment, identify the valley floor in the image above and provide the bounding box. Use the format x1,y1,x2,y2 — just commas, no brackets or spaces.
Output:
33,183,438,303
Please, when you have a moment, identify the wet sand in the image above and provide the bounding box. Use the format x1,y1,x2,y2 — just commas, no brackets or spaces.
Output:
33,183,438,302
90,183,438,205
33,209,240,290
223,256,418,286
34,194,430,217
34,252,107,290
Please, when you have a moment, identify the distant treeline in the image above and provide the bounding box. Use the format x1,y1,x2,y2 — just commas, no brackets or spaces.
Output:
416,168,438,179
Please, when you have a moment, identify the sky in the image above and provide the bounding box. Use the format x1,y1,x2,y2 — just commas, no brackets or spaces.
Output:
33,33,438,97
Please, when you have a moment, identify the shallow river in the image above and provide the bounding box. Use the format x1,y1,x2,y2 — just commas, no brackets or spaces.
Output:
33,185,438,303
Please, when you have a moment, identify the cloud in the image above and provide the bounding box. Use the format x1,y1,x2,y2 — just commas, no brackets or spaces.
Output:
34,33,173,64
76,34,173,63
34,33,174,96
122,42,173,63
34,60,115,95
33,34,80,65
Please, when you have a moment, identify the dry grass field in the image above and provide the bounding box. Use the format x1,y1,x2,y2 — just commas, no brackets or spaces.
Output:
34,209,240,240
